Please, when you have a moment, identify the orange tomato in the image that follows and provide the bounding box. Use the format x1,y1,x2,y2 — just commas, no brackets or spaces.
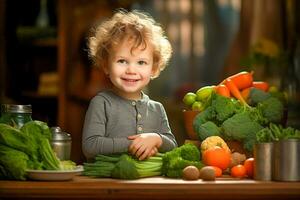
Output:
215,84,230,97
202,146,231,170
212,166,222,177
231,164,246,178
244,158,254,178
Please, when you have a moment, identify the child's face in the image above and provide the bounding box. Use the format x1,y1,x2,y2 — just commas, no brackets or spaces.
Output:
106,38,156,100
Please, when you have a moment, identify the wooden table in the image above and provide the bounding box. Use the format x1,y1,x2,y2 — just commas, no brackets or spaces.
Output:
0,176,300,200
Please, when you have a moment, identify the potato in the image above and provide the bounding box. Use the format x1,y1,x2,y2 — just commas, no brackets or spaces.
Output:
229,152,246,168
182,166,200,180
199,166,216,181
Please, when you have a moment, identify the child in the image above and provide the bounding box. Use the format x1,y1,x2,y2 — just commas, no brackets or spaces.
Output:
82,10,177,161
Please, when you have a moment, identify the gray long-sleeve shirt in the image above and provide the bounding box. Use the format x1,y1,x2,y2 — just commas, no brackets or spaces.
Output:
82,90,178,159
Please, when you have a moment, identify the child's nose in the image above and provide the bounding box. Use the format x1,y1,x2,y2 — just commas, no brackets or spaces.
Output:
126,65,136,74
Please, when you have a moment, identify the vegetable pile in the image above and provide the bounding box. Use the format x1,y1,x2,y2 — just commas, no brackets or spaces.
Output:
183,71,300,152
0,121,74,180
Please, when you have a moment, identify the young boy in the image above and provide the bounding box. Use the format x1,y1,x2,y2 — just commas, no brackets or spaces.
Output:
82,10,177,161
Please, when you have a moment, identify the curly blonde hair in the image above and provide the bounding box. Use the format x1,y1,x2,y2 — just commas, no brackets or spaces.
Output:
88,9,172,78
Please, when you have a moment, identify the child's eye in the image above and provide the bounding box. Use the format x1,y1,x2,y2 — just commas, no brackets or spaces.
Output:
117,59,127,64
137,60,147,65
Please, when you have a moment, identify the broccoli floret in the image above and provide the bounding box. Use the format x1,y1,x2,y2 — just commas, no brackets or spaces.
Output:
193,106,215,126
193,106,216,139
221,112,264,151
195,121,222,141
248,88,271,106
211,93,239,123
257,97,284,124
162,143,204,178
178,143,200,162
111,154,140,179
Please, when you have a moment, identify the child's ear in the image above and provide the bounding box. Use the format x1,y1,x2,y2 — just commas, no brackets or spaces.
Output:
102,65,109,75
151,66,159,79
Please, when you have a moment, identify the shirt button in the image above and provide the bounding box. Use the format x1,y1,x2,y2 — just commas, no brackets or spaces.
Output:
138,126,143,132
137,114,142,119
132,101,136,106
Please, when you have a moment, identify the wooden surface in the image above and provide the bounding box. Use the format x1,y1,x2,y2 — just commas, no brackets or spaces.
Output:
0,176,300,200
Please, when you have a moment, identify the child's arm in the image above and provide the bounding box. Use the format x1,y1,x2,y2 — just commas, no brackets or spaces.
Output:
128,133,162,160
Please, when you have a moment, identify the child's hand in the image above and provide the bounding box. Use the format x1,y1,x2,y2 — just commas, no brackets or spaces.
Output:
128,133,162,160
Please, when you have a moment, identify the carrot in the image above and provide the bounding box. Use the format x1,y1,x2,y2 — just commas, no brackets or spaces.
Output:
225,78,248,105
252,81,269,91
241,87,250,101
220,71,253,90
215,84,230,97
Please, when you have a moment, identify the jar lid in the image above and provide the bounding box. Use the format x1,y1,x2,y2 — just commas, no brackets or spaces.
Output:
1,104,32,113
51,126,71,141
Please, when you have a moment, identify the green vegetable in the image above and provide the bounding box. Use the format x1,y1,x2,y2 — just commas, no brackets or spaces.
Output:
222,112,264,151
248,88,271,105
246,88,284,124
0,123,37,159
256,123,300,143
0,144,29,180
0,121,62,180
257,97,284,124
59,160,77,170
211,93,239,123
195,121,222,141
193,93,242,140
21,120,52,141
39,137,60,170
83,153,163,179
21,121,60,170
161,143,204,178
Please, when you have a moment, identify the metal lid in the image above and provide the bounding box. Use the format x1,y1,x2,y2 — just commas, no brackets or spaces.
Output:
51,126,71,141
1,104,32,113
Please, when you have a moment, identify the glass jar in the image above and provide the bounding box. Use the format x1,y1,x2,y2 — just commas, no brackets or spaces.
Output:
0,104,33,128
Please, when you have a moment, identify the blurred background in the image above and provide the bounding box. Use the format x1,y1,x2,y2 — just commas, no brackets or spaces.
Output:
0,0,299,163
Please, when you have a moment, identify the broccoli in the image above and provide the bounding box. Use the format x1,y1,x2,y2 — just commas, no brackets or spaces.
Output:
221,112,264,151
161,143,204,178
193,106,216,139
248,88,271,106
211,93,240,123
193,106,215,126
257,97,284,124
83,153,163,179
111,154,140,179
246,88,284,124
193,93,242,138
195,121,222,141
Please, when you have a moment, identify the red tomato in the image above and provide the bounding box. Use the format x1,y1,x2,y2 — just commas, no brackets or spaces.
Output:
212,166,222,177
244,158,254,178
231,165,246,178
